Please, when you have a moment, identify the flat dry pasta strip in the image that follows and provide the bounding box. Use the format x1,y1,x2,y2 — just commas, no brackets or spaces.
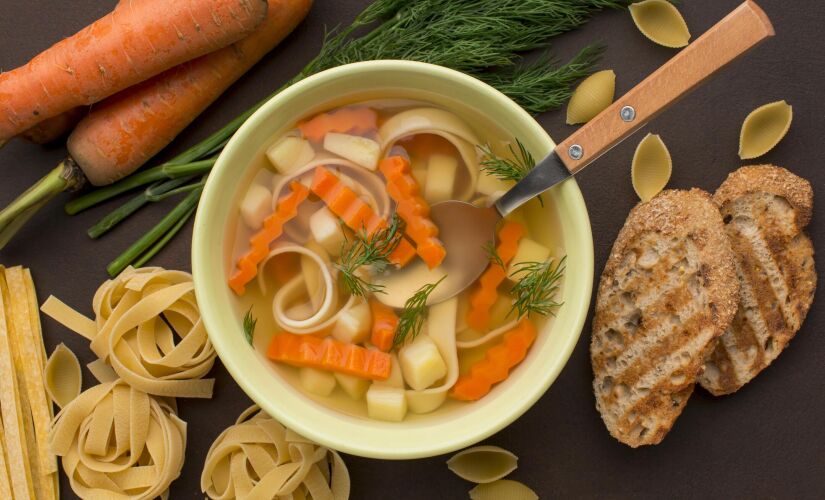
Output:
45,343,83,409
87,358,120,384
202,405,350,500
50,380,186,499
41,266,217,398
0,394,15,499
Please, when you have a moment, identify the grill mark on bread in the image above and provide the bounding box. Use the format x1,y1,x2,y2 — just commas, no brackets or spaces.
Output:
700,165,816,395
618,386,693,444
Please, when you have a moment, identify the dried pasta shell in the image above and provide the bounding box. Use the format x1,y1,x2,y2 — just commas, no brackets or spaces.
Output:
469,480,539,500
630,0,691,48
44,343,82,408
201,405,350,500
447,445,518,484
738,100,793,159
566,70,616,125
631,133,672,202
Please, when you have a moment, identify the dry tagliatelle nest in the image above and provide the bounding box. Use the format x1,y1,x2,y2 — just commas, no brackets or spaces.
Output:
201,405,350,500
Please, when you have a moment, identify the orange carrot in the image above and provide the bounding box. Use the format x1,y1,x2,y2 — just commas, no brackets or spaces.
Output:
67,0,311,186
267,333,392,380
369,299,398,352
466,221,526,331
298,107,378,143
228,181,309,295
20,107,85,144
0,0,269,143
379,156,446,269
449,319,537,401
310,167,416,267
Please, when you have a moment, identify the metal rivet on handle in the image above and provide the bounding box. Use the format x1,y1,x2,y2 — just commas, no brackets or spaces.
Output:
568,144,583,160
620,105,636,122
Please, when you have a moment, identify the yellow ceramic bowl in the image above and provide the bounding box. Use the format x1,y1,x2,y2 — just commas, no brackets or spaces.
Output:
192,60,593,459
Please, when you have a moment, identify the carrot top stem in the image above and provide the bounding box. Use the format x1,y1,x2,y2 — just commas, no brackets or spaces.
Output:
0,159,85,249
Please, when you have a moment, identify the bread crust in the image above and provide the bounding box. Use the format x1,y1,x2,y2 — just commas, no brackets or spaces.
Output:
591,189,738,447
700,165,816,395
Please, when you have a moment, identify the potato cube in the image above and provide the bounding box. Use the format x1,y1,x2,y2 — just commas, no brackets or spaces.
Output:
309,207,346,256
266,136,315,174
366,385,407,422
398,334,447,391
335,373,370,401
373,353,404,388
299,367,336,397
424,154,457,203
411,158,427,191
507,237,552,280
331,301,372,344
323,133,380,170
240,184,272,230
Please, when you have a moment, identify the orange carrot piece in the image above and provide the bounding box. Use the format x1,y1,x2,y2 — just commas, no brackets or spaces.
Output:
298,107,378,143
67,0,312,185
466,221,526,331
228,181,309,295
310,167,416,267
267,333,391,380
449,319,537,401
0,0,269,143
379,156,446,269
369,299,398,352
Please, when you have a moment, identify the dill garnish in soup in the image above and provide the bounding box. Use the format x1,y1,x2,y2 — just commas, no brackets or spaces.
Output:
227,99,565,422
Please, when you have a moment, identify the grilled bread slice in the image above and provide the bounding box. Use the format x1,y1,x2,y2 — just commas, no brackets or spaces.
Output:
700,165,816,395
592,189,739,447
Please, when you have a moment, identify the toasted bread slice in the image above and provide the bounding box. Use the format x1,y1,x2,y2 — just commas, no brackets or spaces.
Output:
592,189,738,447
700,165,816,395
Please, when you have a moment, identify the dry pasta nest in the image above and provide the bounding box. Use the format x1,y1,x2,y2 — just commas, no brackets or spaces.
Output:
201,405,350,500
49,380,186,500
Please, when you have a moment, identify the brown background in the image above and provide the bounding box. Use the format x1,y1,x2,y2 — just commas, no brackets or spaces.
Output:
1,0,823,498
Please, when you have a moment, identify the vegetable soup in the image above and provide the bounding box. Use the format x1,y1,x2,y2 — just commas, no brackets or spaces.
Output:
228,99,565,422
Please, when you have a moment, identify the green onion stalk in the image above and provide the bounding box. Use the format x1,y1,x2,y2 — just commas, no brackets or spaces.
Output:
68,0,631,276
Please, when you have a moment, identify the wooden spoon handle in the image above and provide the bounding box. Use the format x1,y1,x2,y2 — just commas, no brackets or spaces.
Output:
555,0,774,173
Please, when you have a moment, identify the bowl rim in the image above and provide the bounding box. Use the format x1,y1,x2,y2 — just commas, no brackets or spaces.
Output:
193,59,594,459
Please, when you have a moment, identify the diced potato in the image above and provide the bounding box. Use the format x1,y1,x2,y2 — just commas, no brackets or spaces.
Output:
299,367,336,397
331,301,372,344
309,207,346,257
424,154,457,204
507,237,552,280
411,158,428,190
266,136,315,174
366,385,407,422
335,373,370,401
323,133,380,170
373,353,404,388
398,334,447,391
476,171,511,197
240,184,272,230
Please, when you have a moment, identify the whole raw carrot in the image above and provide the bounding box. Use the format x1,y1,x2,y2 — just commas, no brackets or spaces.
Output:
68,0,312,185
20,107,85,145
0,0,268,143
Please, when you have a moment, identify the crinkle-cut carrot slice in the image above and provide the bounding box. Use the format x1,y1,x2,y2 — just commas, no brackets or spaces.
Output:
310,167,415,267
369,299,398,352
228,181,309,295
466,221,526,331
449,319,537,401
298,107,378,142
378,156,446,269
267,333,391,381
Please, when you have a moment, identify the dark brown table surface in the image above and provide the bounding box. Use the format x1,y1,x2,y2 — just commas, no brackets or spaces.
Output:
1,1,823,498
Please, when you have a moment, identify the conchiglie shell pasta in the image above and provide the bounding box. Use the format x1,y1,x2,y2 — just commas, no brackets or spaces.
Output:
566,70,616,125
447,445,518,484
631,133,672,202
44,343,82,408
469,480,539,500
629,0,691,48
739,100,793,159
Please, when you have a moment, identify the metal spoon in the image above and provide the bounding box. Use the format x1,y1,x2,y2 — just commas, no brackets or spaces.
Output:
375,1,773,308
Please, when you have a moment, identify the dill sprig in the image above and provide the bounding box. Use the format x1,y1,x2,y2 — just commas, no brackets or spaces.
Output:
483,241,505,268
243,307,257,346
392,276,446,349
509,256,567,319
479,139,536,184
337,214,404,297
